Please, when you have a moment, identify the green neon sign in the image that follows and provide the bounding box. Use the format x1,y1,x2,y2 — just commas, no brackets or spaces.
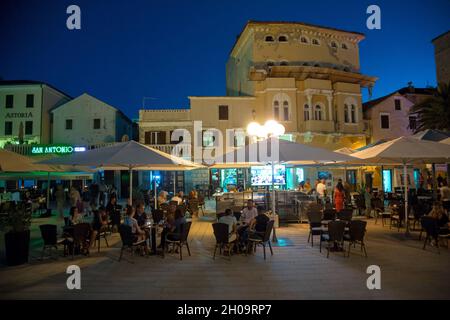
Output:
31,144,74,155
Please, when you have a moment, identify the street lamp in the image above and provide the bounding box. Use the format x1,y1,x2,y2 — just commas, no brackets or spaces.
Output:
246,119,285,243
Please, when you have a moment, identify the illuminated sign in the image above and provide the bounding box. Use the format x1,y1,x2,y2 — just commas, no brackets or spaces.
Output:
31,144,86,155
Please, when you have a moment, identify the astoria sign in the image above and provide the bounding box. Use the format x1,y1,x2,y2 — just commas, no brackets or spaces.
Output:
5,112,33,119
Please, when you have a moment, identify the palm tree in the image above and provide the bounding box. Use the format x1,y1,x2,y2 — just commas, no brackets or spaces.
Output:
410,82,450,133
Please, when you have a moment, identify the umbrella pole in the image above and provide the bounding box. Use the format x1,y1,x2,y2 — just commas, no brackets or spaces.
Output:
271,161,278,243
154,173,157,209
173,171,176,195
129,167,133,206
46,172,50,209
403,164,410,235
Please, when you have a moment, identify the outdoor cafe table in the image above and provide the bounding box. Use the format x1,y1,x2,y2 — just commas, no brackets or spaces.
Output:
142,221,161,255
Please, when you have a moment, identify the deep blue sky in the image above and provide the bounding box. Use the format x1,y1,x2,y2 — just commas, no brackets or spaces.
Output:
1,0,449,119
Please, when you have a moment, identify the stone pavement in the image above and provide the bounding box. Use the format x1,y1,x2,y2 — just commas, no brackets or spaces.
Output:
0,214,449,300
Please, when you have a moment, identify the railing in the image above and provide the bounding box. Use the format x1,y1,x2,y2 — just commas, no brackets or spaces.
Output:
147,144,190,158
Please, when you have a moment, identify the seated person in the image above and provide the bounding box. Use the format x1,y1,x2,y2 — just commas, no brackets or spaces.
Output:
123,205,149,254
428,202,449,235
218,208,237,242
249,206,270,240
161,208,187,251
171,191,184,205
69,206,83,225
240,199,258,225
90,207,109,248
134,202,148,227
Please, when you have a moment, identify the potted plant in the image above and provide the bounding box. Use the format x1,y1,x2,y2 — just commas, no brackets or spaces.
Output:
0,203,32,266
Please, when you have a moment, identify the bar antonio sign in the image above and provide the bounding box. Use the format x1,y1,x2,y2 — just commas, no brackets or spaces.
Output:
31,144,86,155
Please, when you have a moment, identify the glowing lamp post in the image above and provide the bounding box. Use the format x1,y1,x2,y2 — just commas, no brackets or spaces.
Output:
246,120,285,242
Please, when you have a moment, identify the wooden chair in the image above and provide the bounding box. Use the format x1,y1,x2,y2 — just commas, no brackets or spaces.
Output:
248,220,275,260
163,221,192,260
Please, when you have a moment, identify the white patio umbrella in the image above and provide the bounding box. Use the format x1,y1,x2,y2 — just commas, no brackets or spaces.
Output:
349,136,450,234
213,137,355,216
0,148,54,172
39,140,203,205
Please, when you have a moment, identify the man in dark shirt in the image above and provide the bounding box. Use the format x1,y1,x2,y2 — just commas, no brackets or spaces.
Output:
249,206,270,239
134,203,148,227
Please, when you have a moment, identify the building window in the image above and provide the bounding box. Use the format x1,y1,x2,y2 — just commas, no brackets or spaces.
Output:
4,121,12,135
300,36,309,44
202,130,215,147
93,118,101,129
312,39,320,45
265,35,274,42
330,41,337,48
280,61,288,66
342,43,348,49
278,35,288,42
344,104,349,123
5,95,13,108
273,100,280,120
409,116,417,131
380,114,390,129
25,121,33,135
314,105,322,121
145,131,166,144
65,119,73,130
219,105,229,120
394,99,401,110
351,105,356,123
267,60,275,67
304,104,310,121
26,94,34,108
283,101,289,121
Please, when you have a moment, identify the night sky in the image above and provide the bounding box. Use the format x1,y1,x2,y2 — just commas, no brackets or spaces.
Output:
1,0,449,119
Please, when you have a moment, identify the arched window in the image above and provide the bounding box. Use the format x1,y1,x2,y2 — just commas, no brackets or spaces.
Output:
280,60,289,66
330,41,337,48
312,39,320,45
300,36,309,44
278,35,288,42
351,105,356,123
265,35,274,42
342,43,348,49
273,100,280,120
273,93,291,121
344,97,358,124
283,101,289,121
304,104,310,121
344,104,349,123
267,60,275,67
315,105,322,121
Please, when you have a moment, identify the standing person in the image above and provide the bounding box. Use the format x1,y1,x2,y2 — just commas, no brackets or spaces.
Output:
90,182,99,209
98,181,106,207
90,207,109,249
81,186,91,216
316,179,327,204
304,179,312,193
55,184,65,219
364,186,372,218
69,186,81,209
334,180,345,212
